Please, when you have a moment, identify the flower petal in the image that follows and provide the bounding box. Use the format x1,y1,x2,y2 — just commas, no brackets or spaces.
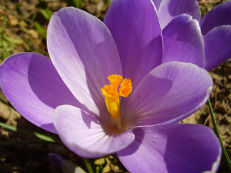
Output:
0,53,79,133
158,0,200,29
152,0,162,9
118,124,221,173
162,14,205,67
200,1,231,35
104,0,163,88
204,25,231,71
124,62,212,127
54,105,135,158
47,7,122,115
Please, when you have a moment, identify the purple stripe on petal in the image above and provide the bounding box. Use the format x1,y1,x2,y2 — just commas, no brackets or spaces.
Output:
47,7,122,115
162,14,205,67
204,25,231,71
118,124,221,173
0,53,79,133
104,0,163,88
54,105,135,158
123,62,212,127
158,0,201,29
200,1,231,35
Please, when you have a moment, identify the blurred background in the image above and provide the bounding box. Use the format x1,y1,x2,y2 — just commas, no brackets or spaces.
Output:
0,0,230,172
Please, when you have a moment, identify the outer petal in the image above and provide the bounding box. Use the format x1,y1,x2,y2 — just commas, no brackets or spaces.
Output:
118,124,221,173
123,62,212,127
200,1,231,35
54,105,135,158
152,0,162,9
162,14,205,67
158,0,201,29
47,7,122,115
204,25,231,71
0,53,79,133
104,0,163,88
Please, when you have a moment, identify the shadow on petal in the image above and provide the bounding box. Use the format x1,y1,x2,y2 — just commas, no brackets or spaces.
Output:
117,128,145,156
28,54,82,109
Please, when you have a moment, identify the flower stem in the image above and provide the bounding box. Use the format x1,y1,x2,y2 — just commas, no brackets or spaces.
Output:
207,99,231,169
83,158,94,173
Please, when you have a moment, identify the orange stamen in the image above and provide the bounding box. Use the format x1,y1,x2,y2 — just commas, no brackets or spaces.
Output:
101,74,132,124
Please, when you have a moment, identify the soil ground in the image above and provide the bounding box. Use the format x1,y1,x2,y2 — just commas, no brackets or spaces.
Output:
0,0,230,172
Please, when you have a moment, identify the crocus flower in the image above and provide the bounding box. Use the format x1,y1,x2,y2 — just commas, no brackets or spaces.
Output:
0,0,224,172
152,0,231,71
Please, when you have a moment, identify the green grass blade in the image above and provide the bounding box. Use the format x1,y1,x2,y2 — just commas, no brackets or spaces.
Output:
208,99,231,170
35,22,46,39
0,122,17,132
0,122,55,143
34,132,55,143
40,8,53,20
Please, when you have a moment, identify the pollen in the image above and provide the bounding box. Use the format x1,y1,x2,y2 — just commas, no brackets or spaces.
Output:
101,74,132,130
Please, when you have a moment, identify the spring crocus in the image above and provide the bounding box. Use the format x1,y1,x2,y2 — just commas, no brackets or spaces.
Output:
0,0,223,172
153,0,231,70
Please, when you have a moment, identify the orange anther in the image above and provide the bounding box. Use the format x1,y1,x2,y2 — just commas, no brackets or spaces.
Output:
119,78,132,97
108,74,123,87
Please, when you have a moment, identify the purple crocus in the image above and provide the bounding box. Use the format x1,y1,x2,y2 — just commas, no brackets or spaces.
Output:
1,0,228,172
152,0,231,70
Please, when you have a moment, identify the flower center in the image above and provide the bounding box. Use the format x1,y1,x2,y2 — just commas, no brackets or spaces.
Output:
101,74,132,132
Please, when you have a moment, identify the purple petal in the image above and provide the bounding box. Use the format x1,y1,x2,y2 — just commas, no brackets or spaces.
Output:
200,1,231,35
118,124,221,173
123,62,212,127
47,7,122,115
204,25,231,71
0,53,79,133
158,0,201,29
54,105,135,158
104,0,163,88
152,0,162,9
162,14,205,67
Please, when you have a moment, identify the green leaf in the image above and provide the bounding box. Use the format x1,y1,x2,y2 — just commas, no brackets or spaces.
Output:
40,8,53,20
0,122,55,143
33,132,55,143
208,99,231,170
0,122,17,132
35,22,47,39
74,0,83,8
